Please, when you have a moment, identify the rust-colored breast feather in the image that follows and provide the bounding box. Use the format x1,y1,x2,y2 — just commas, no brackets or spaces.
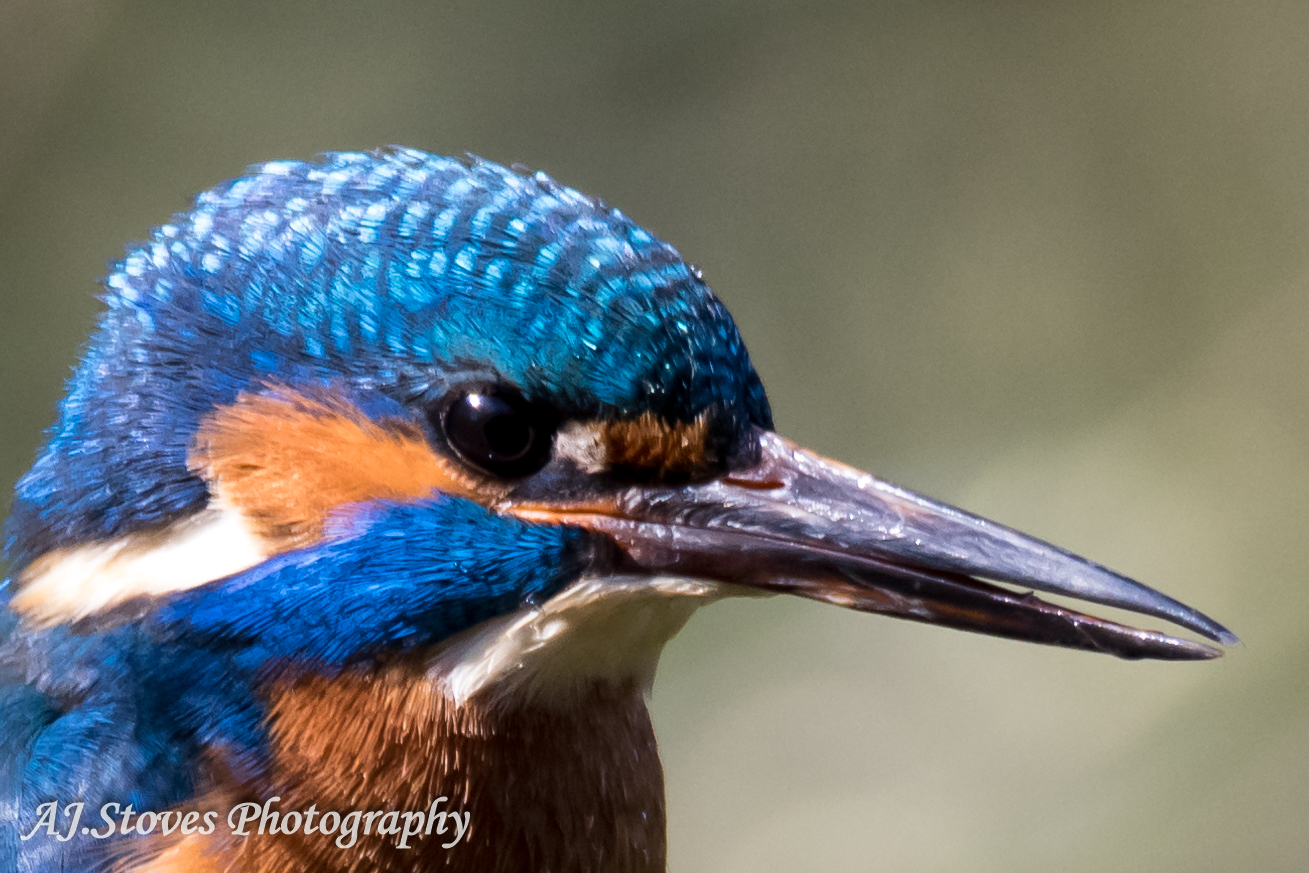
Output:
228,664,666,873
114,832,224,873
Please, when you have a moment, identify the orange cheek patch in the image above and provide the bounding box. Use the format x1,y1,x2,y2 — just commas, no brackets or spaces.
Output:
599,411,713,478
190,387,497,552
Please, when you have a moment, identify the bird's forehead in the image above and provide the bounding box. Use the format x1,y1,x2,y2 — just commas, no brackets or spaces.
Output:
113,148,769,423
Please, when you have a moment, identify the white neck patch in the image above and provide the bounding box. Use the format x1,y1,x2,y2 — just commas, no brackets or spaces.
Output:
9,503,268,627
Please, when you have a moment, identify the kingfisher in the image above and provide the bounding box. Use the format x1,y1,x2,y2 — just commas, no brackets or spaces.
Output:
1,148,1234,873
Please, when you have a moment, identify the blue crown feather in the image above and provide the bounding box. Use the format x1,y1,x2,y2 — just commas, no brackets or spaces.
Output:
5,148,771,572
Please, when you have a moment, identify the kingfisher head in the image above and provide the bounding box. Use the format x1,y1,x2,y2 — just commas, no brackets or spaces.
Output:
4,147,1233,680
0,147,1237,873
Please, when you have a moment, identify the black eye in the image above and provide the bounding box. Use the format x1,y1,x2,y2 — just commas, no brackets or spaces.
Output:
439,390,555,478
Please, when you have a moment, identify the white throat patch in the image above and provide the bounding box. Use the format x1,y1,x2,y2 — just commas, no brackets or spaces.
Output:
430,575,740,708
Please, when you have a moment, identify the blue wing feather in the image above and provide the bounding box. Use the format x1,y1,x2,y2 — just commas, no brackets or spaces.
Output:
1,495,590,870
2,593,201,872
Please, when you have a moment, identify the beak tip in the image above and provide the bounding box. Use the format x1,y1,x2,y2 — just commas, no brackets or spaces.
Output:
1185,611,1239,647
1191,642,1228,661
1192,640,1228,660
1125,636,1227,661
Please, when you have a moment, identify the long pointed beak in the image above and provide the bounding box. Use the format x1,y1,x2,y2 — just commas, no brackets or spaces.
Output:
513,430,1236,660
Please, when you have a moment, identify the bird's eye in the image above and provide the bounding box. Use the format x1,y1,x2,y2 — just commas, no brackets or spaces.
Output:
439,390,556,478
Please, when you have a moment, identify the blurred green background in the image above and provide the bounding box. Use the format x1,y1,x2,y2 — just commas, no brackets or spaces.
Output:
1,1,1305,870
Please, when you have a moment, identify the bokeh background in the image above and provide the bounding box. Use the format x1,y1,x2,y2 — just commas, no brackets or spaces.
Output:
1,2,1305,870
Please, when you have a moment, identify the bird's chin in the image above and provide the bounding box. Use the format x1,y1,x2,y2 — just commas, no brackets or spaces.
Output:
425,574,754,709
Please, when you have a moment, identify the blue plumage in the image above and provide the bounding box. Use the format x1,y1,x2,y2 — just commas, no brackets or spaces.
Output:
1,149,771,871
4,619,207,871
147,495,590,671
5,148,769,574
2,147,1227,873
4,482,592,870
